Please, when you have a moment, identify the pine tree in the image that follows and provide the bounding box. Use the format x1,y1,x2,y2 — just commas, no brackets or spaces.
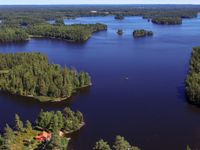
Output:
50,114,59,132
38,79,48,96
113,136,140,150
56,111,64,130
0,134,3,148
25,120,32,131
76,111,84,123
2,124,15,150
15,114,24,132
47,130,68,150
36,110,53,129
93,139,111,150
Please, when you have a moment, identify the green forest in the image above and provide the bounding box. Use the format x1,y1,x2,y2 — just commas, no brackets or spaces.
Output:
151,17,182,25
27,23,107,42
0,23,107,43
186,47,200,105
36,107,84,133
0,107,84,149
0,27,29,43
0,52,92,102
0,5,198,26
133,29,153,38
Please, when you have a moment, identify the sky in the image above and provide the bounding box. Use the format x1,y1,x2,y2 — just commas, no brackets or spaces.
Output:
0,0,199,5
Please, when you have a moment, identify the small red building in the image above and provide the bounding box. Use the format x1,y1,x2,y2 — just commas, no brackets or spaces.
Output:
35,131,52,142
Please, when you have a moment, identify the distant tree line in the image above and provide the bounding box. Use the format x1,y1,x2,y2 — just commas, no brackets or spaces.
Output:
151,17,182,25
142,10,197,19
0,5,198,27
0,52,92,102
186,47,200,105
1,16,46,27
133,29,153,38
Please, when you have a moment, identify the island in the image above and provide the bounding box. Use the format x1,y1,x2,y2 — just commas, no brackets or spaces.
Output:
151,17,182,25
133,29,153,38
0,23,107,43
0,107,84,149
27,23,107,42
186,47,200,105
0,52,92,102
117,29,123,35
114,14,124,20
0,108,189,150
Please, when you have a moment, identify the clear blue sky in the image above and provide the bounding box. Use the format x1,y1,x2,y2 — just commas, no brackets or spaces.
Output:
0,0,199,5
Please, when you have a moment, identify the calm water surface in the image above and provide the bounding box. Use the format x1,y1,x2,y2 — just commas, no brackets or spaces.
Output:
1,15,200,150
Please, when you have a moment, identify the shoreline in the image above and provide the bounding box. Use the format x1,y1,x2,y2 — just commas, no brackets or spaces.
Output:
0,84,92,102
29,35,91,43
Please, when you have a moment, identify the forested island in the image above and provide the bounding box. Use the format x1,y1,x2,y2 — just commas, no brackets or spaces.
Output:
151,17,182,25
114,14,124,20
27,23,107,42
0,52,92,102
186,47,200,105
0,107,84,149
133,29,153,38
0,23,107,43
117,29,123,35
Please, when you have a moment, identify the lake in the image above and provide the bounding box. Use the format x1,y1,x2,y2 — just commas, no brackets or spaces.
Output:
1,15,200,150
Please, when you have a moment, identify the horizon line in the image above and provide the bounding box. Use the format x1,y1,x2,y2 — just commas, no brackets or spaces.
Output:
0,4,200,5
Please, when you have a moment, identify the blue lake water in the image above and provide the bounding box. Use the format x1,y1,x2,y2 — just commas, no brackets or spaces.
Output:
1,15,200,150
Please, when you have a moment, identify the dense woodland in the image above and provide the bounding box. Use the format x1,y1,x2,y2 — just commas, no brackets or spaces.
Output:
151,17,182,25
0,6,198,43
54,18,65,26
0,107,84,149
0,27,29,43
27,23,107,42
36,107,84,133
0,23,107,43
186,47,200,105
133,29,153,38
0,5,199,27
0,53,91,102
0,6,196,44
